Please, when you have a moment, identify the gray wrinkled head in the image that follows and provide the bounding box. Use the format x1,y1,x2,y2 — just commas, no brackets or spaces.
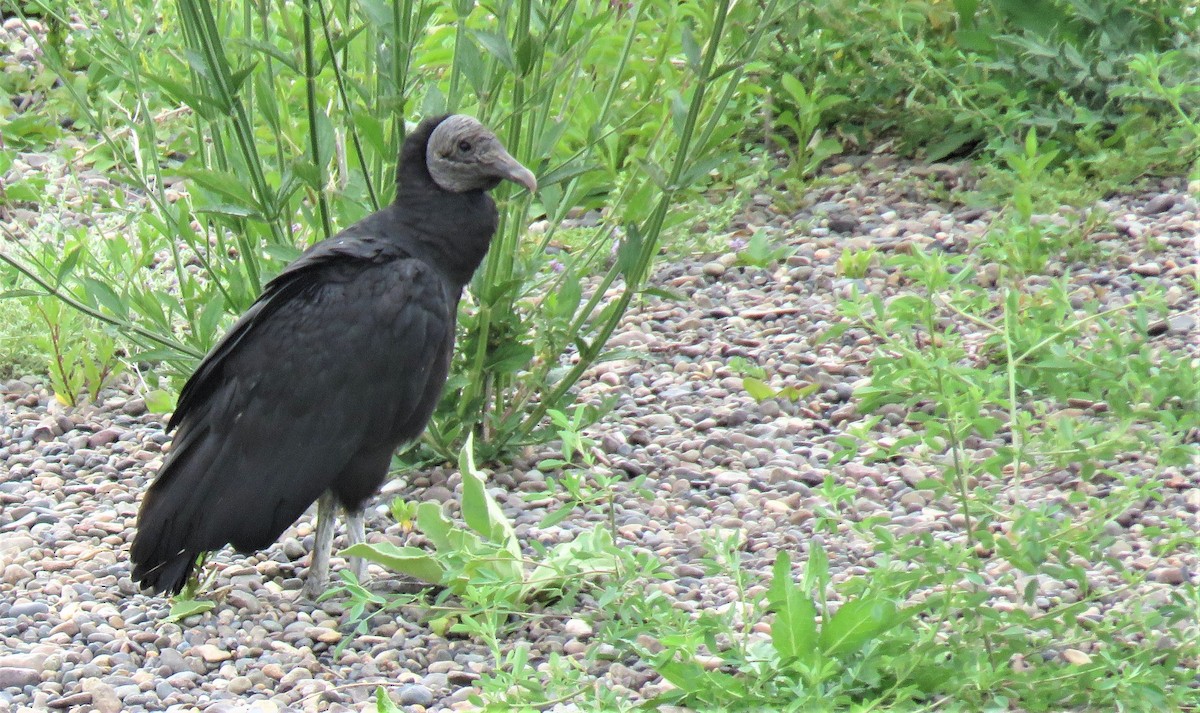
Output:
425,115,537,194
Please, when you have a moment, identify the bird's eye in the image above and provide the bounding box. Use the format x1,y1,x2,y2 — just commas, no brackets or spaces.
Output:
458,140,472,153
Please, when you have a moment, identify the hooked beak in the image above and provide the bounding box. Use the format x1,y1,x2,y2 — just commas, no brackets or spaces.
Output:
491,150,538,193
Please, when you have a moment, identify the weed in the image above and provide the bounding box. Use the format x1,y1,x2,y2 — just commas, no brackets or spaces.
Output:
836,246,876,279
734,229,795,269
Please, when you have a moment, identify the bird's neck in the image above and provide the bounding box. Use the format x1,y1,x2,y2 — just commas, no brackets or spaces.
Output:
390,190,499,287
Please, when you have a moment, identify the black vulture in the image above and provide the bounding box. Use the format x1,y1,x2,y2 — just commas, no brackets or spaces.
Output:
131,114,537,597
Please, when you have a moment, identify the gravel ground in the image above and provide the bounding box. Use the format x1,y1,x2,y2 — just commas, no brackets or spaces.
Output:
4,15,1200,713
2,157,1198,712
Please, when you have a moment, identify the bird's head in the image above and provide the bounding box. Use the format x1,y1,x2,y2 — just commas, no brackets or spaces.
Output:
425,115,537,194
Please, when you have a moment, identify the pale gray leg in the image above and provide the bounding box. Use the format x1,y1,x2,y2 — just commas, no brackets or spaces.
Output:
346,507,367,583
305,492,336,598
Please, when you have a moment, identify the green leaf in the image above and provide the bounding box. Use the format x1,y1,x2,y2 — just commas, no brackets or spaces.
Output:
228,61,258,96
145,73,223,116
680,22,701,72
552,274,582,318
655,659,706,693
616,222,644,281
416,501,455,550
953,0,980,25
312,103,336,174
767,552,818,662
459,434,521,558
144,389,176,414
640,286,686,302
741,377,776,402
536,161,599,188
374,685,400,713
341,541,445,584
353,113,387,157
79,277,125,318
166,597,215,623
194,203,261,219
0,289,46,299
56,245,82,287
779,74,807,104
486,343,534,374
954,29,995,54
819,596,900,657
656,659,745,698
924,130,977,162
803,541,829,596
234,38,299,72
473,29,515,72
539,503,576,528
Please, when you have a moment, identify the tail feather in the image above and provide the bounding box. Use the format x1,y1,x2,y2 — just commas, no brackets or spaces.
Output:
130,422,229,595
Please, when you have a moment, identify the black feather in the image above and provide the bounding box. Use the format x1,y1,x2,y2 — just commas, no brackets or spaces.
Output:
131,115,513,594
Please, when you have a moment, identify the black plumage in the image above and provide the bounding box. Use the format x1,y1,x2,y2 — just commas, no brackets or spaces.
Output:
131,114,536,596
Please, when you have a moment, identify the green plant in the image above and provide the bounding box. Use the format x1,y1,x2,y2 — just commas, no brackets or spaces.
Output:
733,229,794,269
163,554,217,623
1124,49,1200,177
836,246,876,279
533,406,641,534
3,0,788,467
823,238,1198,710
345,435,622,605
29,297,125,406
728,355,814,403
767,0,1200,177
772,74,847,177
646,549,931,710
0,295,48,381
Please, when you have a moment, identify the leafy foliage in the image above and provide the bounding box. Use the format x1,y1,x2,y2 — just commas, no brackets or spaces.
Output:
1,0,785,462
769,0,1200,173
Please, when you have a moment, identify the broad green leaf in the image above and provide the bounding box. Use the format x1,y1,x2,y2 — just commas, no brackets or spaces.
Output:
767,551,818,662
80,277,126,318
615,222,644,281
654,659,706,693
472,29,515,72
779,74,807,104
166,597,215,623
742,377,776,402
0,289,45,299
144,389,176,414
552,274,582,319
341,542,445,584
640,286,686,302
486,343,534,374
374,686,400,713
656,659,745,698
819,596,899,657
353,113,387,157
234,38,299,72
954,29,994,54
459,434,521,559
194,204,261,219
313,103,336,177
680,23,701,72
536,161,600,188
55,245,82,287
803,541,829,596
416,501,454,551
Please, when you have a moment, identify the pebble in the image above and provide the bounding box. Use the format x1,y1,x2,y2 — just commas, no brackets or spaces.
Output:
193,644,232,663
0,668,41,688
564,618,593,638
398,684,435,706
